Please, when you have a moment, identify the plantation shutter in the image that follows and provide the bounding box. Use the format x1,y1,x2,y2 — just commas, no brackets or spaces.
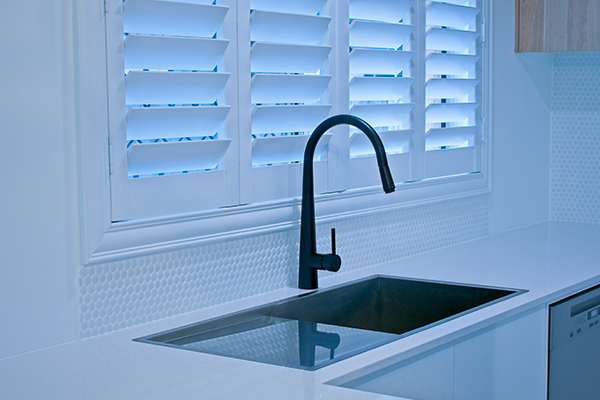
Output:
347,0,415,188
248,0,333,202
107,0,234,220
104,0,489,222
424,0,482,178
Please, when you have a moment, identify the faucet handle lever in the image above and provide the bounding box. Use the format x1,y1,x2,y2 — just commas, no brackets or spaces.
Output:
320,228,341,272
331,228,336,256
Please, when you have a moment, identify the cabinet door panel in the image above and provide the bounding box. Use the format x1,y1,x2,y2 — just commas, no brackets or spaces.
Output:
454,305,547,399
517,0,600,52
343,306,548,399
516,0,545,52
351,344,455,400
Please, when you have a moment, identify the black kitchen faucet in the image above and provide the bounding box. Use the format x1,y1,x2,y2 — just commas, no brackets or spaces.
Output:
298,114,395,289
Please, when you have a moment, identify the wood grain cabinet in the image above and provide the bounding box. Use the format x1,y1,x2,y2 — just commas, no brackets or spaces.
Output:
516,0,600,52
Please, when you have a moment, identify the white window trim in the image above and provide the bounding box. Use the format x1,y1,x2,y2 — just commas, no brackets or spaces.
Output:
74,0,492,266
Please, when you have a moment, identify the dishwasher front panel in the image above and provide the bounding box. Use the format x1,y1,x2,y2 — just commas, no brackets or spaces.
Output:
548,284,600,400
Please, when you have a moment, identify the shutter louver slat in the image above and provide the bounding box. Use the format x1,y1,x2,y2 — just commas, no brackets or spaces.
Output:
252,136,309,166
426,103,479,124
426,78,478,101
349,0,413,23
125,71,229,105
124,35,229,71
350,130,413,157
251,43,331,74
426,28,479,54
252,134,332,166
349,21,413,49
427,2,480,30
251,74,331,104
126,106,230,140
250,0,326,15
127,139,231,176
161,0,214,5
426,126,476,150
428,0,475,8
251,105,332,135
426,53,479,77
349,49,414,76
350,103,413,129
350,77,413,101
250,11,331,45
123,0,228,38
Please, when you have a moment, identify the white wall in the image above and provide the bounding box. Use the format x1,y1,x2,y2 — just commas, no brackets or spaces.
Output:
0,0,80,358
488,0,552,234
0,0,553,359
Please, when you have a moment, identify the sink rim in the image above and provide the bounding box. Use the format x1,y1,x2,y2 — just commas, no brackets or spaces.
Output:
133,275,528,370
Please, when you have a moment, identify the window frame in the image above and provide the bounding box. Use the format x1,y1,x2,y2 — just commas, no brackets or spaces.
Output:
75,0,492,265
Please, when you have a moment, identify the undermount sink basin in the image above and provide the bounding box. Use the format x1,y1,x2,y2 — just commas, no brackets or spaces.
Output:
134,275,526,370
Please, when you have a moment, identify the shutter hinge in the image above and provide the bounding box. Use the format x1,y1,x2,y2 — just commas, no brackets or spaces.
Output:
108,134,114,174
480,118,485,142
104,0,109,14
481,17,485,44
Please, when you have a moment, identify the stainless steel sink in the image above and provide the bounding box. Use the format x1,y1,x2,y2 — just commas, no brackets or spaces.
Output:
134,275,526,370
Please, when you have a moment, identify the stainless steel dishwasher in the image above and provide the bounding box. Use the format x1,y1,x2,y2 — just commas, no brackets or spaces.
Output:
548,284,600,399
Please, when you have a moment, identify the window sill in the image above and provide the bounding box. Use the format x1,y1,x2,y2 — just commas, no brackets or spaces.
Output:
83,172,489,265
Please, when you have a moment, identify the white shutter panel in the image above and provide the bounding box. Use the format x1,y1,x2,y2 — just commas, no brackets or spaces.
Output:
347,0,414,188
424,0,482,178
108,0,233,220
249,0,332,202
103,0,490,223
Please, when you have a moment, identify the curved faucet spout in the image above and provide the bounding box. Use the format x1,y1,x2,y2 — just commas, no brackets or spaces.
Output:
299,114,395,290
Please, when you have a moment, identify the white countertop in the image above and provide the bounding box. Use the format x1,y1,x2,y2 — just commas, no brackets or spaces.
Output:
2,221,600,400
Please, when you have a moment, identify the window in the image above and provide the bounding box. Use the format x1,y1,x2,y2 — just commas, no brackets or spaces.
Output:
76,0,489,263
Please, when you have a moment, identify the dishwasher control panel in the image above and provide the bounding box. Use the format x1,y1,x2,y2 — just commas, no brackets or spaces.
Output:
549,285,600,351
